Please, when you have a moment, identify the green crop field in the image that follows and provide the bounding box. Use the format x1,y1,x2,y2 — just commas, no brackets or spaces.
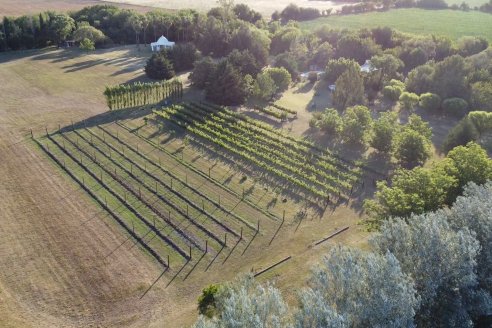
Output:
446,0,488,6
300,8,492,41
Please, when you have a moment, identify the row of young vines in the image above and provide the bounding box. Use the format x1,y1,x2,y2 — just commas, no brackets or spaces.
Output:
153,103,362,200
103,79,183,110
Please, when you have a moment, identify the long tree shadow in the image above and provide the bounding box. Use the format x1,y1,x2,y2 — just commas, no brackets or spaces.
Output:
59,107,153,133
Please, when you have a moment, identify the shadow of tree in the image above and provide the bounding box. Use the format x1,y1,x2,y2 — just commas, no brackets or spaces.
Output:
59,106,152,133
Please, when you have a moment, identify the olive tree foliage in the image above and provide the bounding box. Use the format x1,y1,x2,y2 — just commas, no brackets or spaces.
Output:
372,204,491,327
193,275,291,328
302,246,419,328
447,182,492,293
293,289,346,328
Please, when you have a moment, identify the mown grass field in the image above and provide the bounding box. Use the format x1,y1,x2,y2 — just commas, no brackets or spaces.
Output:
446,0,488,6
300,8,492,41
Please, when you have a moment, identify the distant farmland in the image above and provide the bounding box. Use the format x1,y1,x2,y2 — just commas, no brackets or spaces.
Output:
300,9,492,41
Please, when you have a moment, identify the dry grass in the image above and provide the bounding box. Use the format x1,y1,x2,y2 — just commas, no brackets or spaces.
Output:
0,45,372,327
0,0,154,16
105,0,345,15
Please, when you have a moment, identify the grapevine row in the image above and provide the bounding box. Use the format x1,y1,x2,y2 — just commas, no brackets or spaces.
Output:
36,138,168,267
51,133,192,260
96,125,258,232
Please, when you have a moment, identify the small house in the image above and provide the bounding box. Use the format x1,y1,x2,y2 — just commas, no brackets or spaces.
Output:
151,36,175,52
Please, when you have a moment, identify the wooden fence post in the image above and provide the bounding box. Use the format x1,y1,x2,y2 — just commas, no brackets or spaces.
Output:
189,246,192,260
30,129,33,138
240,227,243,240
257,220,260,233
205,240,208,254
224,233,227,247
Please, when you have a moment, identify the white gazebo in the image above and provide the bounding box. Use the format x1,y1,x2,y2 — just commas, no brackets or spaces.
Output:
151,36,175,52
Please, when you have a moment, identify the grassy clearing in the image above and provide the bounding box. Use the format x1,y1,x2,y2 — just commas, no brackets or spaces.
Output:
300,8,492,41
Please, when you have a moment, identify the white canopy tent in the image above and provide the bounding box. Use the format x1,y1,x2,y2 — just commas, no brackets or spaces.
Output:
151,36,175,52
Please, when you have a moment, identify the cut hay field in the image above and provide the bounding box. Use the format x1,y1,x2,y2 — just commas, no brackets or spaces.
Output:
300,8,492,41
104,0,346,15
0,0,154,16
0,45,370,327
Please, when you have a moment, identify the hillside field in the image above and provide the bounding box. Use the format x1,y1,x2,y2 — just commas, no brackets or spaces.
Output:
0,45,373,328
0,0,154,16
300,8,492,41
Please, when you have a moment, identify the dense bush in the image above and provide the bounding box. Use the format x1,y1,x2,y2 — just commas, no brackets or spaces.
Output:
263,67,292,92
73,23,107,46
399,92,420,112
279,4,321,22
144,53,175,80
442,97,469,117
318,108,342,135
419,92,441,112
274,52,300,80
457,36,489,57
324,58,360,84
416,0,448,9
366,142,492,221
471,81,492,112
205,60,248,106
443,111,492,152
333,66,365,110
370,111,398,153
307,72,318,83
189,57,217,89
166,43,198,72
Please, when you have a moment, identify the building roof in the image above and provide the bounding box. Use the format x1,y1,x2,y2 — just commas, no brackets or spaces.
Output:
151,35,175,47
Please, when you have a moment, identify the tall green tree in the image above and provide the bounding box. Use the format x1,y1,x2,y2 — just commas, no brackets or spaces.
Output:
206,60,248,105
144,53,175,80
370,111,398,153
393,128,431,165
51,14,75,45
333,66,365,110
